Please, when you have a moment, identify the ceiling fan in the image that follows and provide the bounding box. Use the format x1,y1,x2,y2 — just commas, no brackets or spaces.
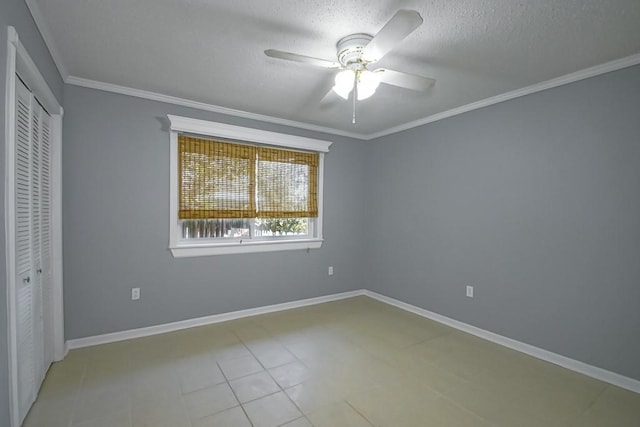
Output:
265,10,435,123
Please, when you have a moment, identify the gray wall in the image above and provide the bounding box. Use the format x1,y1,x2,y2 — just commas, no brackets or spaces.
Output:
366,65,640,380
62,85,368,339
0,0,64,424
63,66,640,381
2,3,639,422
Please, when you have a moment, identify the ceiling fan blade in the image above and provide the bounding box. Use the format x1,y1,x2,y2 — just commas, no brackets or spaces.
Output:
362,10,423,63
375,68,435,91
264,49,341,69
320,87,338,106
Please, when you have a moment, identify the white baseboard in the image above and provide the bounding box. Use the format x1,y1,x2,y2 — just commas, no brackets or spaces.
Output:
65,288,639,394
364,290,640,394
66,289,366,349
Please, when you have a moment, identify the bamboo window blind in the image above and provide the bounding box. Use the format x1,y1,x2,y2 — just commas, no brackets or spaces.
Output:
179,135,318,220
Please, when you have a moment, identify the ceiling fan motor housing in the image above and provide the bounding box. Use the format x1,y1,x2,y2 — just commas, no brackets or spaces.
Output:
337,33,373,68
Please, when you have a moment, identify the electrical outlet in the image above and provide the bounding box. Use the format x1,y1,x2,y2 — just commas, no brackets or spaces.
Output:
328,266,334,276
131,287,140,300
466,285,474,298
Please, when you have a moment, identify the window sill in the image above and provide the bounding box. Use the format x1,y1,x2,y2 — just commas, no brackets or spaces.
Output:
170,238,323,257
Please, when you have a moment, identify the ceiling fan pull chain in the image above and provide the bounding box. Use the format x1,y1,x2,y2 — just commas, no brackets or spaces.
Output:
352,72,358,124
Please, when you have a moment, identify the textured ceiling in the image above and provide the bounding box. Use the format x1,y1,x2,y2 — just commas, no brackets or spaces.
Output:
28,0,640,138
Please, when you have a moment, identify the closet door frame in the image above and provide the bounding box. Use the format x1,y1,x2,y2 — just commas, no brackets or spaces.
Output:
4,26,64,427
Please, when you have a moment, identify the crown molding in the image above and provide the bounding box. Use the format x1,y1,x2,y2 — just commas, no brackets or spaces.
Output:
25,0,640,140
64,76,367,140
66,52,640,141
24,0,68,79
364,53,640,140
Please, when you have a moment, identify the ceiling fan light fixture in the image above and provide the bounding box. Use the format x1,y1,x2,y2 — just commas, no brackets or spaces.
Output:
333,69,355,99
264,9,433,119
356,70,381,100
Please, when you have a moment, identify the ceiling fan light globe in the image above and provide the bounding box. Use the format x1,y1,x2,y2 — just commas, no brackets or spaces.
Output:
357,70,381,100
356,86,376,100
332,85,351,99
333,70,355,99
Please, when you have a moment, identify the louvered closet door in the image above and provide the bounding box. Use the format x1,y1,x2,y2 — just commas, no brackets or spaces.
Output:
31,102,48,386
40,106,54,371
14,77,54,424
15,77,37,422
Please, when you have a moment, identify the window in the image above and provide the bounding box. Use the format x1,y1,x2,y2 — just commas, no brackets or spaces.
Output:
168,116,331,257
178,136,317,240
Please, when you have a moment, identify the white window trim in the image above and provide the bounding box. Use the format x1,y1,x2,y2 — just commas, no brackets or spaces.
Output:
167,115,332,257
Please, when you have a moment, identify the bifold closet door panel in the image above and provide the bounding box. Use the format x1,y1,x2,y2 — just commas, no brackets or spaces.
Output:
15,77,37,421
31,102,50,386
39,106,55,372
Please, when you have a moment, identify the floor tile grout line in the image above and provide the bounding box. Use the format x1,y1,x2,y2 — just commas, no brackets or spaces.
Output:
215,358,255,427
571,383,609,423
30,299,640,427
221,327,274,426
402,329,455,350
231,323,300,371
231,326,287,386
231,327,309,424
198,322,310,424
437,392,497,426
174,356,195,427
131,341,221,427
67,356,88,427
344,399,376,427
249,308,484,425
278,414,315,427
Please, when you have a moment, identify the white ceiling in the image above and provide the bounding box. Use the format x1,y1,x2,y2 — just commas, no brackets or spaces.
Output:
27,0,640,139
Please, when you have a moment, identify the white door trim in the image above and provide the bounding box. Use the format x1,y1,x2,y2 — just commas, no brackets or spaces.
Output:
4,26,64,427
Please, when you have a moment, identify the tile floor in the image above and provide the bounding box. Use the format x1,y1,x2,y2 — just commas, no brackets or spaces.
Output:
24,296,640,426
